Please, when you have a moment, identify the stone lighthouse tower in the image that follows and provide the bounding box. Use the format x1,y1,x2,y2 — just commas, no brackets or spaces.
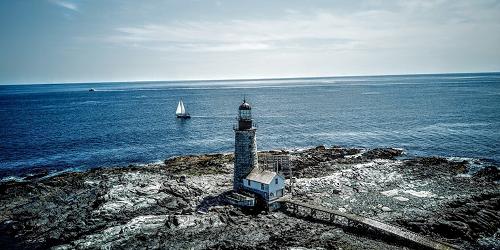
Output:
233,99,258,191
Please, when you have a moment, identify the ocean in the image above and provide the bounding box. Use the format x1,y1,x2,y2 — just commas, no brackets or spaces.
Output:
1,73,499,179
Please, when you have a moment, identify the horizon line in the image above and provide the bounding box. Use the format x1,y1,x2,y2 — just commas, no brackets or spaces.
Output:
2,70,499,86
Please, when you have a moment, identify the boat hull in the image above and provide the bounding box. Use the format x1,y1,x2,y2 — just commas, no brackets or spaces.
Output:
176,114,191,119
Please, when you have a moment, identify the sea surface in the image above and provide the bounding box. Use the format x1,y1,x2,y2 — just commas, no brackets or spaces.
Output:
1,73,499,178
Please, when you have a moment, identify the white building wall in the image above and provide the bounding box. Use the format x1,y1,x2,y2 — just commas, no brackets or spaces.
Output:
242,175,285,200
268,175,285,199
269,175,285,193
242,179,268,191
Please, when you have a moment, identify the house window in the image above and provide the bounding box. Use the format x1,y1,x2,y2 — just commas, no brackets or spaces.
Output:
261,183,265,190
277,189,283,197
247,180,251,186
275,178,278,184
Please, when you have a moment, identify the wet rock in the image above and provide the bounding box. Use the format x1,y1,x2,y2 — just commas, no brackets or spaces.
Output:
400,192,500,244
361,148,403,160
291,146,363,178
474,166,500,182
0,146,497,249
435,220,472,240
406,156,449,166
163,154,233,176
403,157,468,177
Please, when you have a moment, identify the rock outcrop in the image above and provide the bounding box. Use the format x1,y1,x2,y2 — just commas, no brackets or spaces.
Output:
0,147,498,249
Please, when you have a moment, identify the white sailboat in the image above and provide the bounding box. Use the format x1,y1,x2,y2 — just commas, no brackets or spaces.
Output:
175,99,191,119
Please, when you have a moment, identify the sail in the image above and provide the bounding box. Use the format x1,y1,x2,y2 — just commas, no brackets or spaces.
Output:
180,100,186,114
176,101,183,115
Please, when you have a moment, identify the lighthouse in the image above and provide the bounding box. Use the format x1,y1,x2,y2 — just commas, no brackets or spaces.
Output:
233,99,259,191
228,99,285,209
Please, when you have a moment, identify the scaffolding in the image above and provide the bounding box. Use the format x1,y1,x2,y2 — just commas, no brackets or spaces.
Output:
261,154,294,194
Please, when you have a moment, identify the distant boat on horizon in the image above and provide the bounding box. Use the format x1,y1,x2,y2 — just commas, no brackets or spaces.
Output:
175,99,191,119
88,88,95,92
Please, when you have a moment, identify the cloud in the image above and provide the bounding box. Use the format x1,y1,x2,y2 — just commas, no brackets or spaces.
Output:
49,0,78,11
103,0,500,55
107,14,366,52
285,9,300,15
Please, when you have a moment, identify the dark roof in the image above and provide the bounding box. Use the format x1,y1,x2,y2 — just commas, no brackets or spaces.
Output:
239,101,251,110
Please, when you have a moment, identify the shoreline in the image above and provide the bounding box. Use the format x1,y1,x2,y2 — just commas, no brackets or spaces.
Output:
1,145,498,184
1,146,499,249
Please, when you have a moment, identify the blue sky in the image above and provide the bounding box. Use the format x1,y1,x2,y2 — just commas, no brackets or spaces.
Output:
1,0,499,84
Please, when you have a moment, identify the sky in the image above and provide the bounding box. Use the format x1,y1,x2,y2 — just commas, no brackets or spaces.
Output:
0,0,500,84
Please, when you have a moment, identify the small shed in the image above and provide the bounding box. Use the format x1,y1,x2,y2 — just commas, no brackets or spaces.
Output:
242,169,285,201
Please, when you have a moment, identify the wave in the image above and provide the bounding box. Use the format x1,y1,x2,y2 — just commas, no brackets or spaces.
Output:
189,115,235,118
72,101,101,105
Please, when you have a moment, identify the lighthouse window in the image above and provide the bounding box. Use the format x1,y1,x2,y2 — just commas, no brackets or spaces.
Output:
275,178,278,184
240,110,251,119
247,180,251,186
261,183,265,190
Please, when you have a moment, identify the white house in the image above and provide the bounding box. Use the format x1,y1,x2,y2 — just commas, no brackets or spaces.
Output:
242,169,285,201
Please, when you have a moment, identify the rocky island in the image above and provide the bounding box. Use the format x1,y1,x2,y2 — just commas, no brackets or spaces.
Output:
1,146,499,249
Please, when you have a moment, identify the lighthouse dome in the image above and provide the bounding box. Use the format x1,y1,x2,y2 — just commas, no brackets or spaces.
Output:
239,101,251,110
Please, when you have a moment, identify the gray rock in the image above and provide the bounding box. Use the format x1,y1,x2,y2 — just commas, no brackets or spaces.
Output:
0,146,498,250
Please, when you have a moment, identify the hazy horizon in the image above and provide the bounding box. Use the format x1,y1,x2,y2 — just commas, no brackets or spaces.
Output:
1,0,500,85
1,71,500,86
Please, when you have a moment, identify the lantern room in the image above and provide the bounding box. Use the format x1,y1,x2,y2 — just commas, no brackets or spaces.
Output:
237,99,253,130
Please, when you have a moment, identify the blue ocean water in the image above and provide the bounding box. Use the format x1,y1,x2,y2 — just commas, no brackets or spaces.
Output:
1,73,499,178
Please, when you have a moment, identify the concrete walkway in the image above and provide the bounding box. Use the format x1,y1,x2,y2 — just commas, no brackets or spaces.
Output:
283,199,458,250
